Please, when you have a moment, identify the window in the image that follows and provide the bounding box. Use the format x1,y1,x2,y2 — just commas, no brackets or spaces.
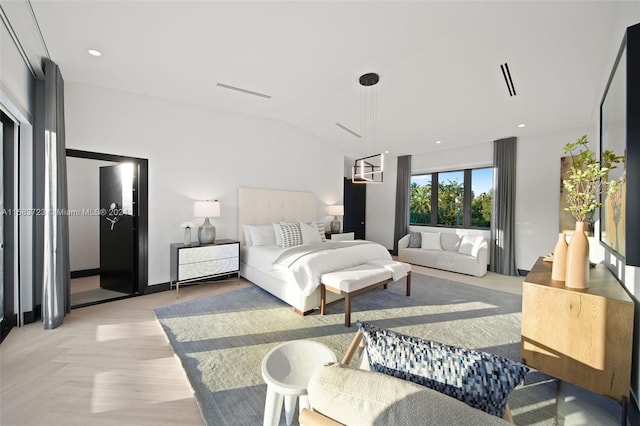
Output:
410,174,431,224
410,167,493,229
437,171,464,226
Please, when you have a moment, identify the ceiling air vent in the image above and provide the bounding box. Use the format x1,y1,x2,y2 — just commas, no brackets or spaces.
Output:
500,63,517,96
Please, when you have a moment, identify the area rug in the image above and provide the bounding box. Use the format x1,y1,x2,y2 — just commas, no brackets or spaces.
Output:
155,273,556,425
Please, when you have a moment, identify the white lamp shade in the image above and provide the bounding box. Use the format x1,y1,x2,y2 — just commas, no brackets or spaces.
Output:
194,200,221,218
327,205,344,216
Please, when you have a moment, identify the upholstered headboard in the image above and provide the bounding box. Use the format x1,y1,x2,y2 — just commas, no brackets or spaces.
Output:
238,187,318,246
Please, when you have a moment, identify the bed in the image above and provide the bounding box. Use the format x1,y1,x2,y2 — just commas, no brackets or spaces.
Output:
238,187,393,314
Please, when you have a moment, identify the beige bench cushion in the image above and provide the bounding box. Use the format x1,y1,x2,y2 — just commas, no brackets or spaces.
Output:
321,261,410,293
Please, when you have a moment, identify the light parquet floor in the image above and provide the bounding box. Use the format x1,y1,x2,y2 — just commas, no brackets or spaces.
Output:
1,279,251,426
0,268,523,426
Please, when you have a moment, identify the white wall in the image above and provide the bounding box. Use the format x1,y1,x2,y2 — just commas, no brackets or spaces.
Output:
64,82,344,286
67,157,113,272
1,20,34,118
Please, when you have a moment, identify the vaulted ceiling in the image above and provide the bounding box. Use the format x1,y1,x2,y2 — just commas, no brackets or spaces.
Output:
4,1,639,157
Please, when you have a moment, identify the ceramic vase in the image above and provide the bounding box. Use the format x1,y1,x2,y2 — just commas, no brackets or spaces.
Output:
551,232,568,281
565,222,589,288
184,227,192,246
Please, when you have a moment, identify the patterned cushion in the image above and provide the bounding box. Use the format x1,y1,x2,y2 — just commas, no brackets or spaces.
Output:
307,221,326,242
279,222,303,248
356,322,529,418
408,231,422,248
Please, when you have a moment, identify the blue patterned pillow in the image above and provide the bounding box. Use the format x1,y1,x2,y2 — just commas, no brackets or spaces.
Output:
357,322,529,417
408,231,422,248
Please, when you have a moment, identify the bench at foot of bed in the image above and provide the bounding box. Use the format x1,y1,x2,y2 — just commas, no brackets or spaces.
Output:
320,261,412,327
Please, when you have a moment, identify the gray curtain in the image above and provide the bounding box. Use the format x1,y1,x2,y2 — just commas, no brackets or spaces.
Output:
490,137,517,276
393,155,411,255
41,58,70,329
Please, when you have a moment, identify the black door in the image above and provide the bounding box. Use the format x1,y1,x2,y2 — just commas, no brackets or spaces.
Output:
343,177,366,240
99,164,136,293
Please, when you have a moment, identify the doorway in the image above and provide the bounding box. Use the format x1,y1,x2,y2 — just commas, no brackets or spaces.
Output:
343,177,366,240
66,150,148,308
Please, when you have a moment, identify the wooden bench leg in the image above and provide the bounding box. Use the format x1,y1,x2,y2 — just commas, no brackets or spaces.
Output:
345,293,352,327
383,283,388,289
406,271,411,296
320,284,326,316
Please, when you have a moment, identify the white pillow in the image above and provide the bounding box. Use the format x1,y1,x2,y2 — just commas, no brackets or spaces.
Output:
300,222,322,244
242,225,253,246
440,233,461,252
471,237,485,258
459,235,482,256
247,224,277,246
420,232,442,250
273,223,283,246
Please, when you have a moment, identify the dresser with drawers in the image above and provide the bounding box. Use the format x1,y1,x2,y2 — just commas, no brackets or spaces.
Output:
170,239,240,297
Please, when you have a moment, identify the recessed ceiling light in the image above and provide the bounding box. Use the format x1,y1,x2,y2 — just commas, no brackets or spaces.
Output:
518,123,526,128
384,150,389,154
435,140,442,144
88,49,102,57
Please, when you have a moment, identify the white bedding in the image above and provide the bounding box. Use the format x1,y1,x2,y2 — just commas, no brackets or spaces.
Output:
242,241,392,297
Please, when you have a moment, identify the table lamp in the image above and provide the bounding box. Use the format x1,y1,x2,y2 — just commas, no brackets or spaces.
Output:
327,205,344,234
194,200,221,244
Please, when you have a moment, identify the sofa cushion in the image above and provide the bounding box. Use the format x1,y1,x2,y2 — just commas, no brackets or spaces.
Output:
357,321,529,418
459,235,482,255
440,233,461,251
420,232,442,250
408,231,422,248
307,363,509,426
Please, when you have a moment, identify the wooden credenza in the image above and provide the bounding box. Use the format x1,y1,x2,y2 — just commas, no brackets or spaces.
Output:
520,257,633,402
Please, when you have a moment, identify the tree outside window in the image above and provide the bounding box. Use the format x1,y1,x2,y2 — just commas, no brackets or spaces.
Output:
410,167,493,229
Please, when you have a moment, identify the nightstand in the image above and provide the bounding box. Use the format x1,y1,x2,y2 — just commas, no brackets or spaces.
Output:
326,232,355,241
170,239,240,297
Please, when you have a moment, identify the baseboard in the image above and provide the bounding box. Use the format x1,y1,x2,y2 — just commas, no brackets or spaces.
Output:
23,309,37,324
70,268,100,279
144,282,170,294
629,391,640,426
0,317,14,343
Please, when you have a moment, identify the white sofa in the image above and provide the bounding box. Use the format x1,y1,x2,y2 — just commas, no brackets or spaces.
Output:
398,228,489,277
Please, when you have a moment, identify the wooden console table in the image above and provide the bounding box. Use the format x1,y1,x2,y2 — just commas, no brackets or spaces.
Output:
520,257,633,420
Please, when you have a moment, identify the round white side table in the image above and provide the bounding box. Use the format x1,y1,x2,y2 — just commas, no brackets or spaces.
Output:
261,340,337,426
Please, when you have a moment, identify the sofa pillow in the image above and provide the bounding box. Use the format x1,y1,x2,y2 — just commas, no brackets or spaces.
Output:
440,233,461,252
357,321,529,418
421,232,442,251
408,231,422,248
458,235,482,255
278,222,303,248
247,224,277,246
471,237,486,258
299,221,322,244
